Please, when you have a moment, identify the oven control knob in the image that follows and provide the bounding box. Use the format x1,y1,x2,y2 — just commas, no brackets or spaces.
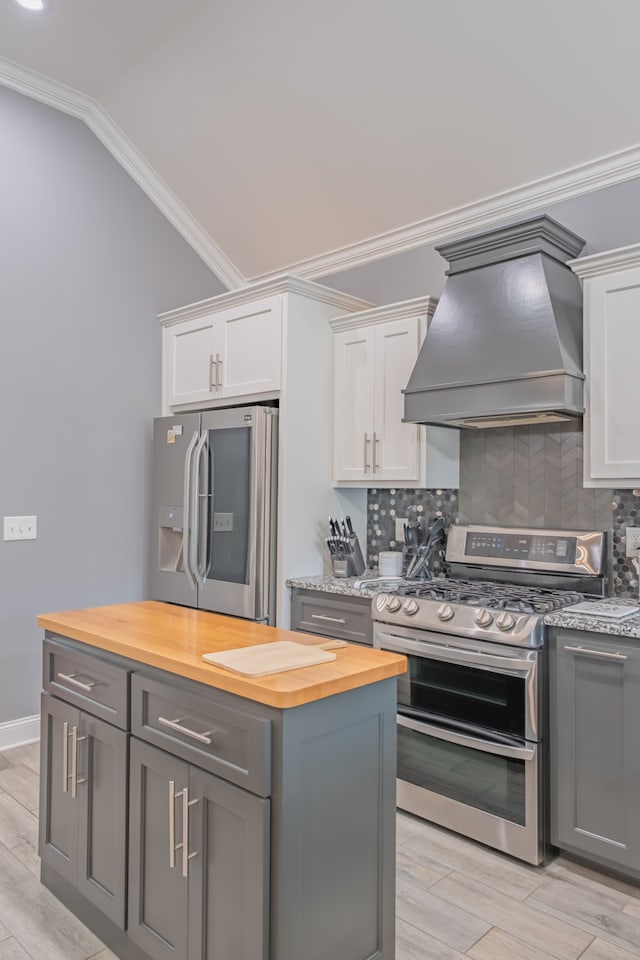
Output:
374,594,389,615
474,608,494,628
436,603,455,622
496,612,516,632
386,596,402,613
402,598,420,616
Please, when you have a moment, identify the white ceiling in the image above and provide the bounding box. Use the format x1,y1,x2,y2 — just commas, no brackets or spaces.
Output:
2,0,640,284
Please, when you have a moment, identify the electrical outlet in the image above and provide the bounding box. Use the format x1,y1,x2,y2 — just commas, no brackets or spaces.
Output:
395,518,407,541
3,515,37,541
626,527,640,557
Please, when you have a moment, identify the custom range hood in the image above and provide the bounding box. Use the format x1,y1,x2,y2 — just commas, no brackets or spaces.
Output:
403,216,587,429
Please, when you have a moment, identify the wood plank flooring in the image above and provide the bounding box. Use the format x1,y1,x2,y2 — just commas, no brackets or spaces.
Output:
0,741,638,959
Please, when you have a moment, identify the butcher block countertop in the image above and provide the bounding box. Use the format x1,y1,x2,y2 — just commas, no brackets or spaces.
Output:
37,600,406,709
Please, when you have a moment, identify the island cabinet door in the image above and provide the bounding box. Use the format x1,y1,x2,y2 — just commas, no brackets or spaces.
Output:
39,693,80,885
128,738,190,960
187,766,270,960
76,713,128,928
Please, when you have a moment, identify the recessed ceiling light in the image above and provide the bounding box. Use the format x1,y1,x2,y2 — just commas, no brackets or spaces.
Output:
14,0,47,11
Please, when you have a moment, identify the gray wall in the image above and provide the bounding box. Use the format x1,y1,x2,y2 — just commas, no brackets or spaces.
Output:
0,86,225,726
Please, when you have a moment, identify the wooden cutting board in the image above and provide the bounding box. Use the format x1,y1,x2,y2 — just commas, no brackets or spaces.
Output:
202,641,337,677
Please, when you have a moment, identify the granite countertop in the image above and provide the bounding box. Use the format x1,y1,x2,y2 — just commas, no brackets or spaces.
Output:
286,572,411,599
37,601,406,709
544,597,640,638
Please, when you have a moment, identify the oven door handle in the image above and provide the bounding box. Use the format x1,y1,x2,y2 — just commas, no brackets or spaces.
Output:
397,713,536,761
375,629,534,674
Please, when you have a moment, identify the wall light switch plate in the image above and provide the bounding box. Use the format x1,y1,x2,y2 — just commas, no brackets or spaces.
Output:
395,518,407,541
626,526,640,557
3,516,37,541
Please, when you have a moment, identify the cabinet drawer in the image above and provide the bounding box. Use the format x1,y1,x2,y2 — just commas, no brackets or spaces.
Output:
43,637,130,730
131,674,271,797
290,590,373,645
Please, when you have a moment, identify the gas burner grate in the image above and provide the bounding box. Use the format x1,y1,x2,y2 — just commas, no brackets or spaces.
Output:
398,578,583,613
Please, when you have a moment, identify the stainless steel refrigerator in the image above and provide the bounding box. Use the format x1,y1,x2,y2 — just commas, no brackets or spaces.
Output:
150,405,278,623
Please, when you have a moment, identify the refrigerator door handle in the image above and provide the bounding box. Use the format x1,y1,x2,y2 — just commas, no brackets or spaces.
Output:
182,431,199,590
192,431,208,586
195,431,211,586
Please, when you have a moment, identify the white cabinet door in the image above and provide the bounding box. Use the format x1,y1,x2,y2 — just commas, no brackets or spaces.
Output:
216,296,282,400
164,297,282,409
373,317,422,483
165,315,217,407
587,267,640,483
571,248,640,487
333,327,375,482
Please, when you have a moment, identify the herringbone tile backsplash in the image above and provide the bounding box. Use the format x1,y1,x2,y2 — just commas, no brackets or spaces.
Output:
367,423,640,597
457,424,612,530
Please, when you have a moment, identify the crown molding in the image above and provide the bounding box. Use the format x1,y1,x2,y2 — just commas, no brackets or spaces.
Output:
249,143,640,284
568,242,640,279
0,57,245,290
329,296,438,332
157,274,373,327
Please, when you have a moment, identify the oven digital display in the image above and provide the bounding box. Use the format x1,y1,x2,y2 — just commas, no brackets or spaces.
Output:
464,533,577,564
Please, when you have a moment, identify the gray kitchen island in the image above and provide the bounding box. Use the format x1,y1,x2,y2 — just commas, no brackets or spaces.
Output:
37,601,406,960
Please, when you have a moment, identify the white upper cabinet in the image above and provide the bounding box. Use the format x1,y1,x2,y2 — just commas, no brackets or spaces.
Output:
331,299,459,489
570,246,640,487
163,296,282,409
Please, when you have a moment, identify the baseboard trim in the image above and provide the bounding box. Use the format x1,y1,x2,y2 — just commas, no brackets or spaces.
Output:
0,715,40,751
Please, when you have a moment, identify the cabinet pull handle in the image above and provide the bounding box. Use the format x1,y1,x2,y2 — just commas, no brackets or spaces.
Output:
70,725,87,799
311,614,347,624
363,433,371,473
216,354,222,391
158,716,213,744
564,645,627,661
209,354,216,392
169,780,178,869
372,432,378,473
182,787,199,878
62,720,70,793
57,672,98,693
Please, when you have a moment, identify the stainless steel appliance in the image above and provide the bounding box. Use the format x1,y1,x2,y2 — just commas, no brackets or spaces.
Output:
373,524,607,864
150,405,278,623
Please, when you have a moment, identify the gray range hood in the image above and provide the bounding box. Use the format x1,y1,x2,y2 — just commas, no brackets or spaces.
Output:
403,216,587,429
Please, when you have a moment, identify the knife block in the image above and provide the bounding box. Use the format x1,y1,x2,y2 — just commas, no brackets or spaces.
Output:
331,534,366,578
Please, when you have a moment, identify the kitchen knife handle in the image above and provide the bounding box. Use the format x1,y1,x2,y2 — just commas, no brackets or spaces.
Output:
363,433,371,473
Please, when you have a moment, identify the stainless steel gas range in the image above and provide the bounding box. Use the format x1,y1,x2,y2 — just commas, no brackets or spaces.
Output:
373,524,607,865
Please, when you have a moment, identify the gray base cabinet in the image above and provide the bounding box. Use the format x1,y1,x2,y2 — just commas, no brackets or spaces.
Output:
550,628,640,879
40,632,397,960
290,589,373,645
40,692,128,927
128,737,269,960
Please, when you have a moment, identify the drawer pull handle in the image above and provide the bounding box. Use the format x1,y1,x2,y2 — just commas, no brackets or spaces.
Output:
311,614,347,625
57,672,98,693
564,645,627,661
158,716,213,744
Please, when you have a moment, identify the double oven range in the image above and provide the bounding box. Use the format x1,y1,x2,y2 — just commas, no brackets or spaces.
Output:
373,524,607,865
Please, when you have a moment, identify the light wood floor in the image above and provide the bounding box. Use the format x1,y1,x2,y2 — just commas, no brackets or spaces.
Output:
0,741,639,959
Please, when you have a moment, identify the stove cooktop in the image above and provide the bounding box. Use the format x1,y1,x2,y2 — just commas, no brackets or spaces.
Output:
397,578,583,614
373,577,588,647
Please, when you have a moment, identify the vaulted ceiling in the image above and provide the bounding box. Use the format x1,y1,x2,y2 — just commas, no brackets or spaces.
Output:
1,0,640,287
